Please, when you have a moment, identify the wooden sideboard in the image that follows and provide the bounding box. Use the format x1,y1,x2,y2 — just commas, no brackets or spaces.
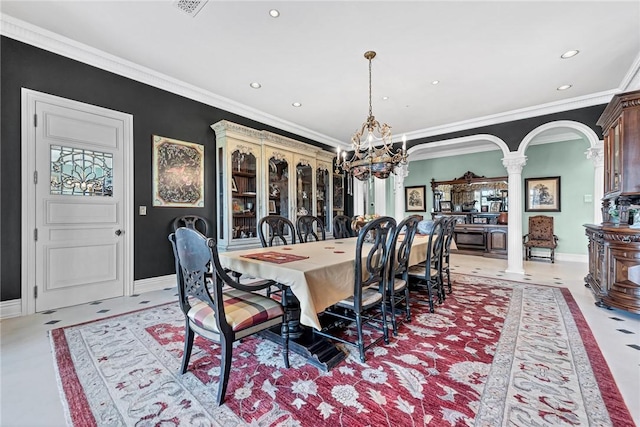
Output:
585,224,640,313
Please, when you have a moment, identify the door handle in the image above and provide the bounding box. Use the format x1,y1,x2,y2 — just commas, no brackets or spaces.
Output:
115,229,123,236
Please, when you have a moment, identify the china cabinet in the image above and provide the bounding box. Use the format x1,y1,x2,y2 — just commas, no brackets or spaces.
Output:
584,90,640,314
212,120,335,251
430,171,509,258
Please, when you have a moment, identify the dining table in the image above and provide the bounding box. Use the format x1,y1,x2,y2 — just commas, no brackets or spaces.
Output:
217,233,447,369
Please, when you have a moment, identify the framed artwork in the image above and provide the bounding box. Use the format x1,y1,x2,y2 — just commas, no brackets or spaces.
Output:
152,135,204,207
525,176,561,212
268,200,277,213
440,201,452,212
481,205,489,212
489,202,501,212
405,185,426,212
232,198,244,213
231,177,238,192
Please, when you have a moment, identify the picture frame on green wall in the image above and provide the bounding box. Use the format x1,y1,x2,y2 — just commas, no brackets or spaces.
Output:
525,176,561,212
405,185,426,212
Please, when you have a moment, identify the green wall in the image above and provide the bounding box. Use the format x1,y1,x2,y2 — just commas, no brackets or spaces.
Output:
522,141,594,255
398,139,594,255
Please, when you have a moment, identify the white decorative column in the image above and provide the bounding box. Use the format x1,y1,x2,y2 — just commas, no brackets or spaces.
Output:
394,163,409,221
374,176,387,216
502,154,527,274
586,142,604,224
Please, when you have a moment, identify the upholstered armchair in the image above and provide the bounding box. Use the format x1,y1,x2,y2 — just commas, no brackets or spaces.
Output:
523,215,558,263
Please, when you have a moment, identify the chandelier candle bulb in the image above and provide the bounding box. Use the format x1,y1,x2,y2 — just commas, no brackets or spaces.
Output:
402,134,407,152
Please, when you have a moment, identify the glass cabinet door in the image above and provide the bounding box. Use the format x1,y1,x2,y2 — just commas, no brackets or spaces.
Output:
231,149,257,240
316,167,330,230
268,156,290,221
296,161,313,217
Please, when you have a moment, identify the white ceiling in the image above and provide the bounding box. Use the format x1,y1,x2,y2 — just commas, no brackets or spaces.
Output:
2,1,639,151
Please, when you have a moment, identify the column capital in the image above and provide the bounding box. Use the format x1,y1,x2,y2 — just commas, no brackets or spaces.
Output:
502,154,527,174
394,163,409,190
585,143,604,167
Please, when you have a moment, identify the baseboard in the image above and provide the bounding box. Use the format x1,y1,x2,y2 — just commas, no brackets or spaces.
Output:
134,274,176,294
528,249,587,263
0,299,22,320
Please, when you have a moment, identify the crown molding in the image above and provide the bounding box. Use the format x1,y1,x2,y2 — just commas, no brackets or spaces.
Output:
0,14,343,147
2,13,635,152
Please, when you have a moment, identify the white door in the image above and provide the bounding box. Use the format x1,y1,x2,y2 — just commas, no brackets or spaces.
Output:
28,93,130,311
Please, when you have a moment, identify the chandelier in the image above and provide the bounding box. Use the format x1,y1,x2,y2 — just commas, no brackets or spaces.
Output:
337,51,408,181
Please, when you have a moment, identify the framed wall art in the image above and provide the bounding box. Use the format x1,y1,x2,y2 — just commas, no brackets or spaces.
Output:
525,176,561,212
405,185,426,212
439,201,452,212
152,135,204,207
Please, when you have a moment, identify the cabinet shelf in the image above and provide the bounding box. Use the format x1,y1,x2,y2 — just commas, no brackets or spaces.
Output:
232,171,256,178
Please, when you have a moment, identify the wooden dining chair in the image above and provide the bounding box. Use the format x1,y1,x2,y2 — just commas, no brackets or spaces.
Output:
296,215,326,242
258,215,297,247
440,216,458,296
387,215,420,335
172,215,210,236
407,216,448,313
332,214,354,239
314,216,396,363
168,227,289,405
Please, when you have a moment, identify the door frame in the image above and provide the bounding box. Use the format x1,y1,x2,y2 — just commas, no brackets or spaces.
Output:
20,88,134,315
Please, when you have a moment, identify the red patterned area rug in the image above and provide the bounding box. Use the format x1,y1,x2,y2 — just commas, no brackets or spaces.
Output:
50,274,635,426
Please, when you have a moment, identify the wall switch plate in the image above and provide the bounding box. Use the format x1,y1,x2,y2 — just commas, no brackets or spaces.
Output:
584,194,593,203
139,206,147,215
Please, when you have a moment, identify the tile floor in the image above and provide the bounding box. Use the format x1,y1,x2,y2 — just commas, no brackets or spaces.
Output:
1,255,639,426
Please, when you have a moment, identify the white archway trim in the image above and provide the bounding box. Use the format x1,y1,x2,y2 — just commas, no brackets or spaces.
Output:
517,120,600,157
408,134,510,161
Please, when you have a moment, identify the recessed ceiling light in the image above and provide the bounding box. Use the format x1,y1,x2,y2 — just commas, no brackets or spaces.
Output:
557,84,572,91
292,102,302,107
249,82,261,89
269,9,280,18
561,50,579,59
431,80,440,85
382,96,389,101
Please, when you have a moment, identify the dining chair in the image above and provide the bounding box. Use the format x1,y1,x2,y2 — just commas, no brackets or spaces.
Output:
386,215,420,335
258,215,297,247
332,215,354,239
314,216,396,363
407,216,448,313
168,227,289,405
296,215,326,242
440,216,458,296
172,215,210,236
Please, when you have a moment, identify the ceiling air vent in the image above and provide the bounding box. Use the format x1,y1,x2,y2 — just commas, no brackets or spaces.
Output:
172,0,208,17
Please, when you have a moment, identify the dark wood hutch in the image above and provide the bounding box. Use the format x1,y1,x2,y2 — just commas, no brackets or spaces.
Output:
584,89,640,314
431,171,509,258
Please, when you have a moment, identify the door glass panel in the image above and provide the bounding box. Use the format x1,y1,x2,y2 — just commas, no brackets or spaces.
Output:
269,156,290,222
316,167,330,230
296,162,313,217
231,148,257,240
50,145,113,196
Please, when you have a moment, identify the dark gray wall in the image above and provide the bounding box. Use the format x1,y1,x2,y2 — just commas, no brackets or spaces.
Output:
0,36,331,301
0,35,606,302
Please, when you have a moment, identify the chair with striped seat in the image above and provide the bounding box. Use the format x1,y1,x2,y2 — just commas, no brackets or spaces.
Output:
314,216,396,362
169,227,289,405
386,215,421,335
407,216,448,313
